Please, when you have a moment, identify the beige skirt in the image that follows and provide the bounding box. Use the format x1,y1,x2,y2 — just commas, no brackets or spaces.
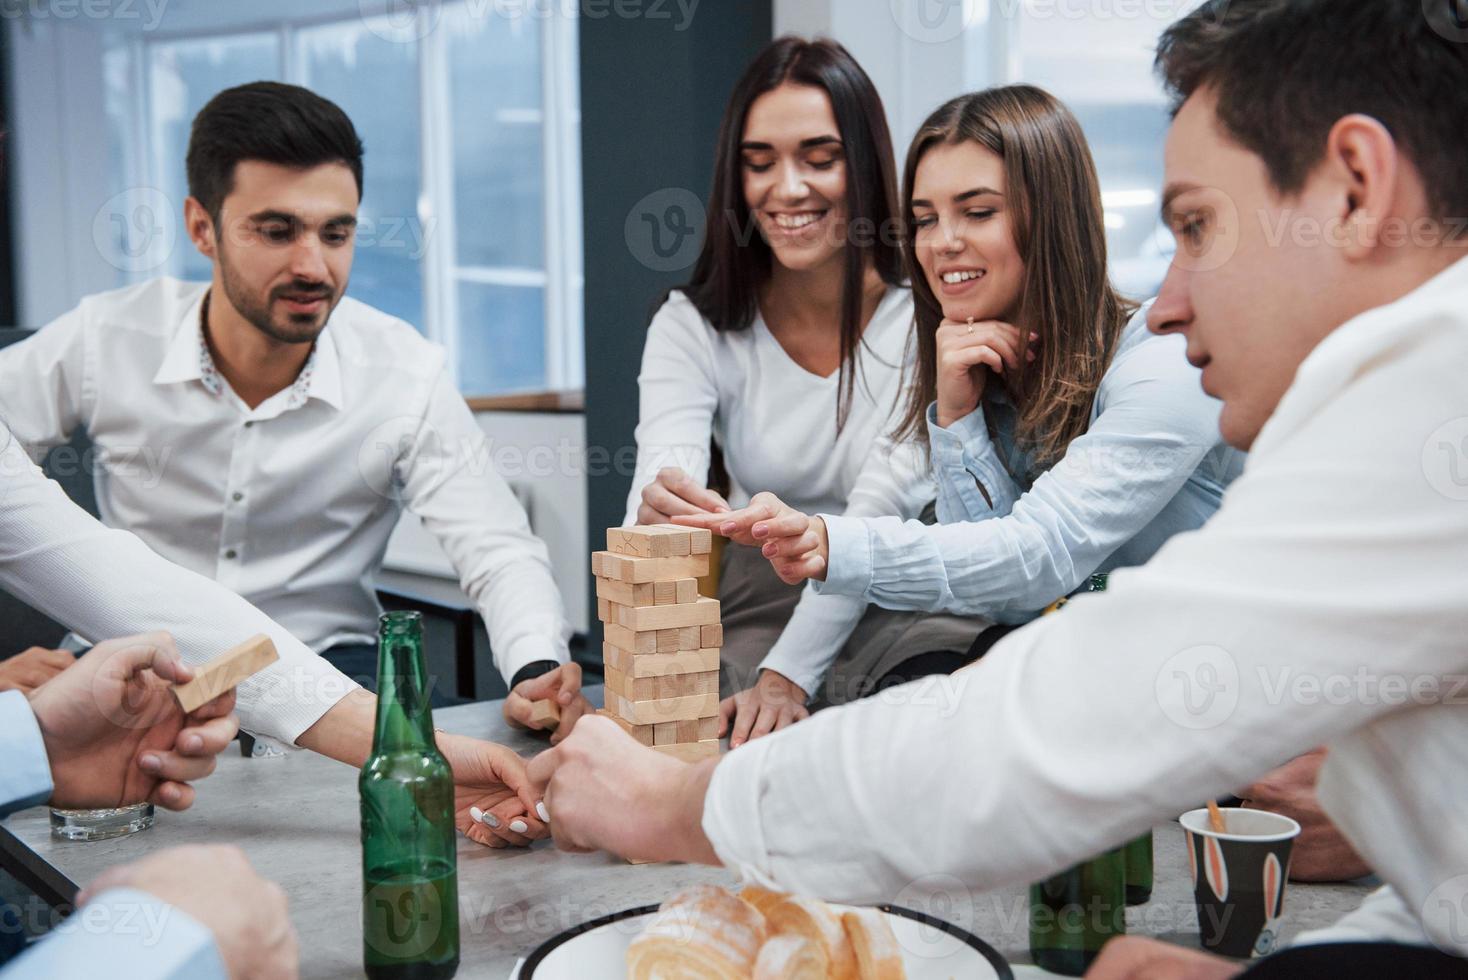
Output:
717,541,991,707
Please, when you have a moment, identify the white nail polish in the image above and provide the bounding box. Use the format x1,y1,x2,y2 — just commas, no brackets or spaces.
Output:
484,813,500,828
510,819,528,834
536,802,549,822
469,806,484,824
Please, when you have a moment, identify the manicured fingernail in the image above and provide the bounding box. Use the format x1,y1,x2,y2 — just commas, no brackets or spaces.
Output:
139,754,161,772
184,734,202,752
719,521,736,534
510,819,528,834
536,802,549,822
752,523,768,538
762,543,777,558
469,806,485,824
484,812,500,828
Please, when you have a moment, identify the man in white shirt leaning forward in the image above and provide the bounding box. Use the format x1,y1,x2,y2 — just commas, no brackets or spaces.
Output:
0,81,591,741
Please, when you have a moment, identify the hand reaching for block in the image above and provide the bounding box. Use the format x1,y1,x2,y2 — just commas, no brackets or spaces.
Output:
504,662,594,745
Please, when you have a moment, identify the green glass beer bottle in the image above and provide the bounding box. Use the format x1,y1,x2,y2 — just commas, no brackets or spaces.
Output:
360,612,460,979
1085,574,1154,904
1029,847,1127,975
1028,574,1127,973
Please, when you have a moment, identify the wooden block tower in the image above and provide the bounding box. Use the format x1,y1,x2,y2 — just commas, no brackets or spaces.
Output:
594,525,722,762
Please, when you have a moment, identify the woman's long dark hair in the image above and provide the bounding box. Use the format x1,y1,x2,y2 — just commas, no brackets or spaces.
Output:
893,86,1136,468
680,36,903,433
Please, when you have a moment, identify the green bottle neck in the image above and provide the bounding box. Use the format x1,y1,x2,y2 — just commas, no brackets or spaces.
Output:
372,622,437,755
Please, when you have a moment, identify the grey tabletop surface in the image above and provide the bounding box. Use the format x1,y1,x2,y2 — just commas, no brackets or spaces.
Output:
4,688,1372,979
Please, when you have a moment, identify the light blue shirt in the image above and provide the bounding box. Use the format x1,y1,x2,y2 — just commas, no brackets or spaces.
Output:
0,692,225,980
817,305,1245,620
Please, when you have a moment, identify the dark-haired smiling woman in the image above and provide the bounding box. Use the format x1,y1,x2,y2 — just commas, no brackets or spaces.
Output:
624,37,984,746
685,85,1244,634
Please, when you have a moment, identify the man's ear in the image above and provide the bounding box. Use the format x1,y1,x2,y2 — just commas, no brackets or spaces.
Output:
183,196,218,260
1321,113,1400,261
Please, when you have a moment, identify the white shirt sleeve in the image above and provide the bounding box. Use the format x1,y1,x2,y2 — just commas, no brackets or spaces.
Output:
0,424,355,745
700,327,1468,904
0,301,92,459
623,295,720,525
758,431,936,697
398,365,572,683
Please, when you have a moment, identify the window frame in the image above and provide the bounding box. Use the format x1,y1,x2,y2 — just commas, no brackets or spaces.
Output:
114,0,584,398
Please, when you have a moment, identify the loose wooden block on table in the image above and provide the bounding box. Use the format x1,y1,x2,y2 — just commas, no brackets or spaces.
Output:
605,596,720,632
591,551,710,584
607,526,692,559
602,643,718,678
173,634,279,713
607,690,718,725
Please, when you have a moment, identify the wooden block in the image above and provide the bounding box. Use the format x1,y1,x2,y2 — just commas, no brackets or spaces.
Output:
591,551,710,584
603,665,626,699
604,623,658,655
677,626,702,650
651,740,720,763
653,721,680,745
676,716,720,742
597,596,611,623
527,699,561,727
653,580,677,606
678,579,698,603
173,634,279,713
651,579,699,605
602,643,719,679
656,670,718,698
606,526,692,558
686,527,713,555
598,708,655,746
607,599,718,633
596,576,656,607
700,624,724,649
608,690,719,725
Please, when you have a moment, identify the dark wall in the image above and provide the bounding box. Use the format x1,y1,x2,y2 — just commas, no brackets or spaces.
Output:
0,25,15,327
580,2,772,654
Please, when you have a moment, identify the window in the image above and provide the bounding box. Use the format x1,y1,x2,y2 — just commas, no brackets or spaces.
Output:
104,2,584,396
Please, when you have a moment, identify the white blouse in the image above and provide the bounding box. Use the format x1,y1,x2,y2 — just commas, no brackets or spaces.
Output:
622,287,931,694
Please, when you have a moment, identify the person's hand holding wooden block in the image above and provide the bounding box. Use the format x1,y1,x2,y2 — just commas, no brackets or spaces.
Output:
172,634,279,713
527,698,562,728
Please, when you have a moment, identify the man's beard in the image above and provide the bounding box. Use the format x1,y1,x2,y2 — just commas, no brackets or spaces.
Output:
218,254,341,345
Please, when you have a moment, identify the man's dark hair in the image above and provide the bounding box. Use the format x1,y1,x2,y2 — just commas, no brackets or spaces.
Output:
1156,0,1468,220
186,81,364,221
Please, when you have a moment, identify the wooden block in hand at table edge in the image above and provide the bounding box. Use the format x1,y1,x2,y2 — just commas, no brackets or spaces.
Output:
173,634,279,713
606,526,691,559
590,551,710,584
527,698,561,727
607,596,720,632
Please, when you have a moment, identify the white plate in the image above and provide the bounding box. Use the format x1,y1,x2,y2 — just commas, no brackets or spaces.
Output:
517,903,1012,979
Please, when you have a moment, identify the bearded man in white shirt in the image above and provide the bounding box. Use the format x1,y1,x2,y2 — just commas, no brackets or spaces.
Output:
527,1,1468,975
0,81,590,742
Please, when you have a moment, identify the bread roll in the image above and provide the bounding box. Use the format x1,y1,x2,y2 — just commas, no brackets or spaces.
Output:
763,894,858,980
753,934,827,980
627,885,767,980
840,907,906,980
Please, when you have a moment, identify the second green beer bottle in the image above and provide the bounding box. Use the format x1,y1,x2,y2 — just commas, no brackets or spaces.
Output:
360,611,460,979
